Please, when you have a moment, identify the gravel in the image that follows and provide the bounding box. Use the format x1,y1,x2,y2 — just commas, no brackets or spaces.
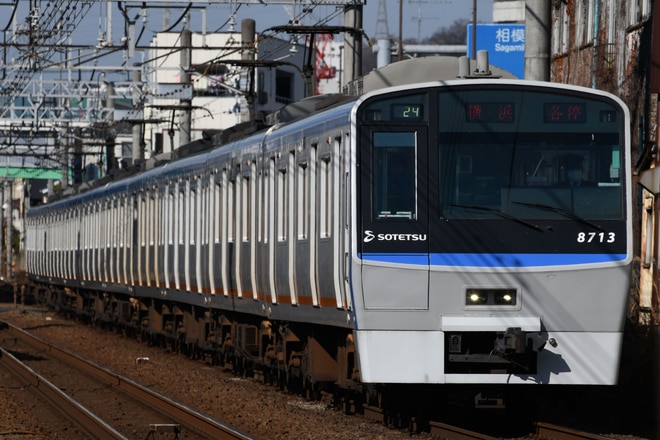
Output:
1,304,653,440
0,305,432,440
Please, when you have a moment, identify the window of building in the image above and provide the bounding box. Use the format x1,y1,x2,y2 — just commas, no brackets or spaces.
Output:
276,69,294,104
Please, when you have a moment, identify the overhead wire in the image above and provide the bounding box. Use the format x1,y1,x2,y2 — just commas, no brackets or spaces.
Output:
0,1,360,162
1,0,18,32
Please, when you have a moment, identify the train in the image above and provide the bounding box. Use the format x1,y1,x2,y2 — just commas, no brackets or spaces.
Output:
24,75,632,411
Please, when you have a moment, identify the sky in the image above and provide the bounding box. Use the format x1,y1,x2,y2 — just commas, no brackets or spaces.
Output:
225,0,494,42
1,1,494,45
0,0,494,73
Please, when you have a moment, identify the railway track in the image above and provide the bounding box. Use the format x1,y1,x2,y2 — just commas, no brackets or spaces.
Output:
1,310,647,440
534,422,621,439
0,346,125,439
363,404,620,440
0,320,252,440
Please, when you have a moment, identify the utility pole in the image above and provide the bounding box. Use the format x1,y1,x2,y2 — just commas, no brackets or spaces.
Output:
6,180,11,280
241,19,256,121
179,28,192,147
398,0,403,61
524,0,550,81
343,4,363,83
60,125,69,190
471,0,477,60
132,70,143,165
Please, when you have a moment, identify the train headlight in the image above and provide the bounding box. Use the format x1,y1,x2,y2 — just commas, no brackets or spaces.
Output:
465,288,517,306
466,290,488,305
494,291,516,305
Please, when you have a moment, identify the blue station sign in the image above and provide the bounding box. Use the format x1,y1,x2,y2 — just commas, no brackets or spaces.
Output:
467,24,525,79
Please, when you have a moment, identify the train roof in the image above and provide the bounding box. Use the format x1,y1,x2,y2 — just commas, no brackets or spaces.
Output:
28,56,517,215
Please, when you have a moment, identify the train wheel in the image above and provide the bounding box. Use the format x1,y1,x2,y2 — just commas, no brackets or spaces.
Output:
277,369,286,390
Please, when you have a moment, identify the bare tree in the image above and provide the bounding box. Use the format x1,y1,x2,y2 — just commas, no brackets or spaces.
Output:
424,18,469,45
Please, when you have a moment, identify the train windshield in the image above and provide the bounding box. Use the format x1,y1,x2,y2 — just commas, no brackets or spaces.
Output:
438,87,625,221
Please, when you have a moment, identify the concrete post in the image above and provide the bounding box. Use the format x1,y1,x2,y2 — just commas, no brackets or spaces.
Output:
179,29,192,147
524,0,551,81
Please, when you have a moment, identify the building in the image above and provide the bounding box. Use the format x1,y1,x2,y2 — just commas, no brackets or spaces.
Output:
139,30,307,159
546,0,655,326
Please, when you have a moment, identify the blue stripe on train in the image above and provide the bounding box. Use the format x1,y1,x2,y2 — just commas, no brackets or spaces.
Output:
360,253,627,267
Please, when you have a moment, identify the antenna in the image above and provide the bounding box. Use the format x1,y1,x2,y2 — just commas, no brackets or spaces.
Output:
409,0,451,42
374,0,390,40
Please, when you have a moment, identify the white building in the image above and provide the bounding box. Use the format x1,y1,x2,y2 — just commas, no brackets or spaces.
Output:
135,30,307,158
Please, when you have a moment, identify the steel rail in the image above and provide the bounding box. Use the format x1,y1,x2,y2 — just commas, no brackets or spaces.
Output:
428,421,501,440
363,404,500,440
3,321,253,440
535,422,617,439
0,347,127,440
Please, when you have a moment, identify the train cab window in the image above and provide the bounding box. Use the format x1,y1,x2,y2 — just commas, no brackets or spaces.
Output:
372,132,417,220
438,88,624,221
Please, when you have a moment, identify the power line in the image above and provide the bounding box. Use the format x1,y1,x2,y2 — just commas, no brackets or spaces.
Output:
409,0,451,42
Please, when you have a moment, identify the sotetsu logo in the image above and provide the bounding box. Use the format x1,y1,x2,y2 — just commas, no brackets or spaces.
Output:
363,230,427,242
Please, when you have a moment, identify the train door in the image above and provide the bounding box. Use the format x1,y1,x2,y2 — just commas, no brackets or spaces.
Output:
247,161,258,300
163,186,171,289
238,160,258,300
119,196,127,285
109,199,117,284
266,157,277,303
295,142,320,306
317,137,347,309
273,150,296,304
219,168,230,296
358,127,430,309
184,178,192,292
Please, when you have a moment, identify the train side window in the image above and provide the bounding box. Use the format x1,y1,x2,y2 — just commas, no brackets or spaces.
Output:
214,179,222,243
118,199,124,249
177,187,184,245
136,197,142,247
277,169,287,241
149,196,155,247
310,144,318,240
196,182,203,246
266,158,275,245
250,162,257,242
228,178,235,242
190,187,197,246
165,189,171,245
320,156,331,239
127,197,133,252
297,161,308,240
372,131,417,220
242,173,251,242
156,192,163,249
256,164,263,243
288,152,296,242
202,183,209,246
114,200,119,250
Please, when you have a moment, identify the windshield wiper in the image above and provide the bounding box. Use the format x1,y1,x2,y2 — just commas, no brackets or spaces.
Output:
449,203,545,232
511,201,604,231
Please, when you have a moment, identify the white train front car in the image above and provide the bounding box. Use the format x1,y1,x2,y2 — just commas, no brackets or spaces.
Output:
349,80,632,385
